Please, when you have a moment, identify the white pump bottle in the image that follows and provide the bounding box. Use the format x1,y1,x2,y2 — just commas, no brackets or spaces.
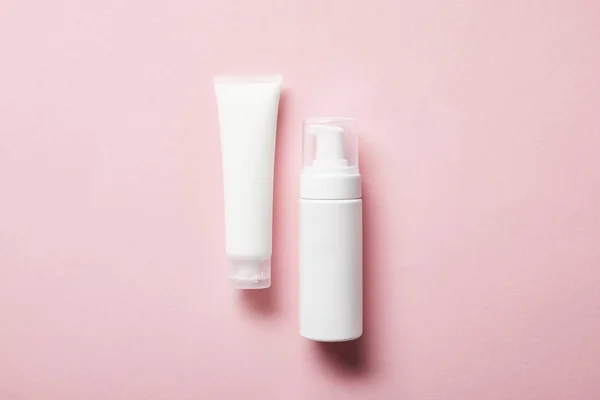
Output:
299,118,362,342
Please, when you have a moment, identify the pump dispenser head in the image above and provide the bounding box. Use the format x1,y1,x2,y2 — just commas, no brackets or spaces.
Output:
301,118,361,200
302,118,359,175
309,124,348,168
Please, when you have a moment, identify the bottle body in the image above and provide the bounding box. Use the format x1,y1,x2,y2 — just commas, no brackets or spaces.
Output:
299,198,363,341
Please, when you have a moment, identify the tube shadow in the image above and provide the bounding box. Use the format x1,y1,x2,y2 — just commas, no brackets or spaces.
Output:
239,287,277,317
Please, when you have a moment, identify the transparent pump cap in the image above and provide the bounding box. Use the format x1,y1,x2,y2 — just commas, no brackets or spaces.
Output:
302,118,359,173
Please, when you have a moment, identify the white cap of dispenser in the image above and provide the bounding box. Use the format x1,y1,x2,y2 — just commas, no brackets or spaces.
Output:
300,118,361,200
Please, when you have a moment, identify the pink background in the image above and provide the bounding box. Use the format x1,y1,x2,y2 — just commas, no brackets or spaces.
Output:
1,0,600,399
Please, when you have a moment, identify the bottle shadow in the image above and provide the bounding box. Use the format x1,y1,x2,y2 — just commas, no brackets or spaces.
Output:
314,335,368,376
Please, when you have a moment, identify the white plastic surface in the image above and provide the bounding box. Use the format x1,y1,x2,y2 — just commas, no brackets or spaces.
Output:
214,76,282,289
299,198,363,341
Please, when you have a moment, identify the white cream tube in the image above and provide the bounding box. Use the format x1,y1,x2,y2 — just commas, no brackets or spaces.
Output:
214,76,282,289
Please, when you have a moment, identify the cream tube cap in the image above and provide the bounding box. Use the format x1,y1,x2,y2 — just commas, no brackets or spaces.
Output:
228,257,271,289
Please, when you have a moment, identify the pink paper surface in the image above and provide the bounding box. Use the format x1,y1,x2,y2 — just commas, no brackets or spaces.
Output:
1,1,599,399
